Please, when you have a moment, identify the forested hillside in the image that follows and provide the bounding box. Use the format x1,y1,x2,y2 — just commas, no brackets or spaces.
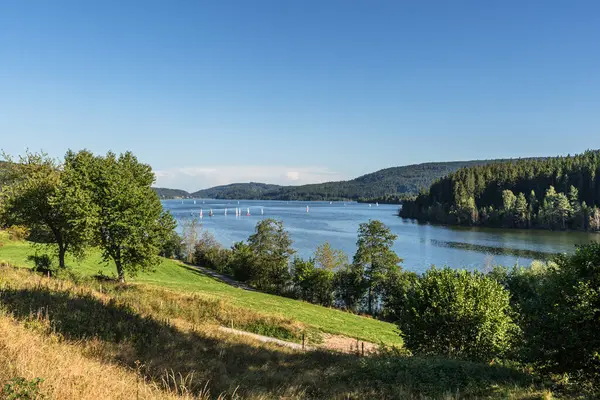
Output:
191,182,282,199
151,187,190,199
192,160,503,201
400,150,600,231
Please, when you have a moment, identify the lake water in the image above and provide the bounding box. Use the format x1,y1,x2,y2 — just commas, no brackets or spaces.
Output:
162,199,599,274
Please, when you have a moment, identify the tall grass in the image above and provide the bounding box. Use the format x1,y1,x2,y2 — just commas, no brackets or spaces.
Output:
0,264,550,399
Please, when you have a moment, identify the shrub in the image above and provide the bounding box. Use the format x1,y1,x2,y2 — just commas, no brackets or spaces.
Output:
521,243,600,378
193,231,227,271
2,377,44,399
27,253,54,276
6,225,29,241
394,267,519,361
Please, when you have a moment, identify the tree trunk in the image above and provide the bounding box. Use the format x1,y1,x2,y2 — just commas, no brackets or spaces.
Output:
116,260,125,283
58,246,66,269
367,285,372,315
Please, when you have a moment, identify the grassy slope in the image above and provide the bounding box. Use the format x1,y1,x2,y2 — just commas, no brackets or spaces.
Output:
0,237,402,345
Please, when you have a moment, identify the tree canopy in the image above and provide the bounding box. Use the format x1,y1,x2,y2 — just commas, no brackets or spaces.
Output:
400,150,600,231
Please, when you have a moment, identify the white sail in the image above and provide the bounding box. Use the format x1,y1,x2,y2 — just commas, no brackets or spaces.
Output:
247,207,251,216
376,202,379,207
261,207,264,215
194,200,196,205
306,205,309,213
224,208,227,215
200,209,203,219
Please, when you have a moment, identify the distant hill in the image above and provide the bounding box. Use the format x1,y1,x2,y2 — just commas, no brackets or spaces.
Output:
152,187,190,199
192,182,283,199
191,160,509,201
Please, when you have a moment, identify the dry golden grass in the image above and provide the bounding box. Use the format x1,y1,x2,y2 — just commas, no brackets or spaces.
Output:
0,313,203,400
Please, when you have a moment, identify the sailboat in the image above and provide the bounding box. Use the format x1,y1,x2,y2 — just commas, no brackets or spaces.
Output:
329,201,332,205
246,207,251,216
224,208,227,216
306,205,309,213
199,209,203,219
376,202,379,207
209,209,213,217
369,204,372,207
194,200,196,205
261,207,264,215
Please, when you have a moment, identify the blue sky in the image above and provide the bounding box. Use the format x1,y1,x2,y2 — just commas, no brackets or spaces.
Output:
1,1,599,191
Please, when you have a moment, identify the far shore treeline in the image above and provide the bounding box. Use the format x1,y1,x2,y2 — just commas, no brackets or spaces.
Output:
154,159,512,202
401,149,600,231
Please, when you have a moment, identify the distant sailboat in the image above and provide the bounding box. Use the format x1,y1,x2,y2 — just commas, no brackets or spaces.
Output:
261,207,264,215
237,201,240,205
329,201,332,205
181,200,183,205
306,205,309,213
224,208,227,215
376,202,379,207
193,200,196,205
209,209,213,217
199,209,203,219
369,204,372,207
246,207,251,216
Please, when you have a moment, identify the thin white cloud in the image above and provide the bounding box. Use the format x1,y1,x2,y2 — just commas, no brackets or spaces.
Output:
154,165,346,192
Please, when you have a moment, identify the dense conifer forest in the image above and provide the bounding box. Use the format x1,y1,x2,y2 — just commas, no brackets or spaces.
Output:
400,150,600,231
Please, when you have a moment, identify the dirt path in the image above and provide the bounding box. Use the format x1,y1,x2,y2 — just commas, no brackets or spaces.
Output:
218,326,314,350
218,326,378,355
187,264,256,291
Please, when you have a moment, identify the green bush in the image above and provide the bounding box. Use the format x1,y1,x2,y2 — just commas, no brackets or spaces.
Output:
27,253,54,275
2,377,44,399
521,243,600,379
6,225,29,241
394,267,519,361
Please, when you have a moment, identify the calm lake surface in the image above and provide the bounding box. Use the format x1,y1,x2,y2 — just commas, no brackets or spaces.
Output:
162,199,599,273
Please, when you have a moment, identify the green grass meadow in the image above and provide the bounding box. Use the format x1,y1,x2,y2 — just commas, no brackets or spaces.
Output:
0,235,402,345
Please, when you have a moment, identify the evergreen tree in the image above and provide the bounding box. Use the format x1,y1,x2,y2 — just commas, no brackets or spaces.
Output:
515,193,528,227
353,220,402,315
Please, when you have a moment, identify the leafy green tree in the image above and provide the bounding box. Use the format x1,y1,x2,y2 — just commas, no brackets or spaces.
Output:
160,230,183,259
0,150,96,268
228,241,255,282
291,256,316,300
247,219,295,294
89,151,176,282
332,263,366,311
291,255,335,306
517,244,600,377
194,230,226,271
502,189,517,213
353,220,402,315
395,267,518,361
314,242,348,271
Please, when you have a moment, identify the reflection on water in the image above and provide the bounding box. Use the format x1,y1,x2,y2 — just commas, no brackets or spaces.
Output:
162,199,599,274
429,239,558,260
